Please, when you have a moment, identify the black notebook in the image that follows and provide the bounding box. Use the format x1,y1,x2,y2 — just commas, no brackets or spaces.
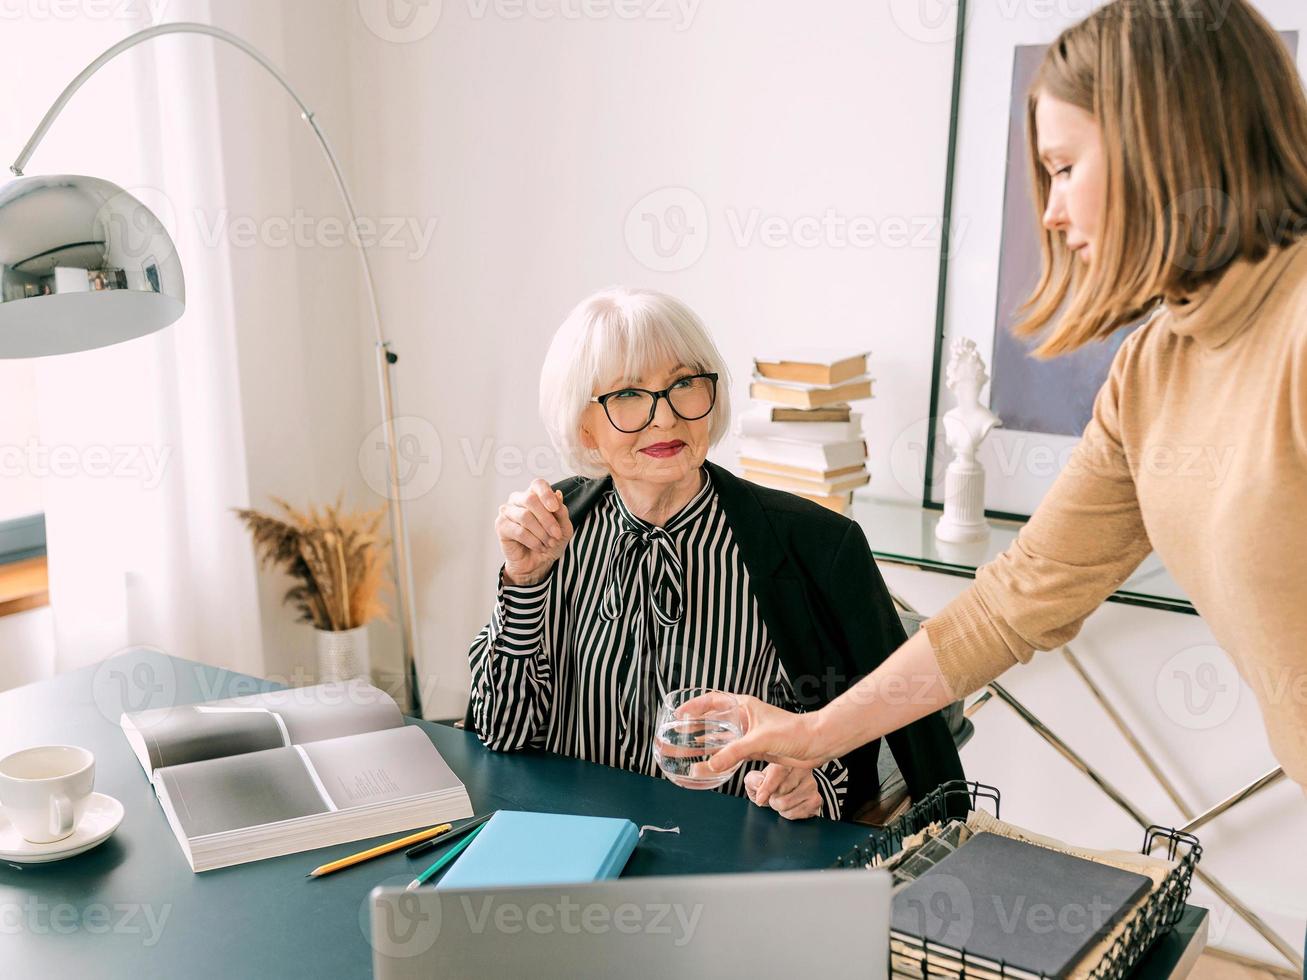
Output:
890,831,1153,980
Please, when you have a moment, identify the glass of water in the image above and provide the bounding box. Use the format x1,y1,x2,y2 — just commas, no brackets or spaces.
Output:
652,687,744,790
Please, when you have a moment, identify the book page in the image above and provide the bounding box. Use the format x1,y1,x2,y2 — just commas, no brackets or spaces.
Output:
122,678,403,773
155,724,463,840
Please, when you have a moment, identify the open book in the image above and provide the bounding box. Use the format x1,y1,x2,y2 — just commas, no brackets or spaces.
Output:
120,679,473,872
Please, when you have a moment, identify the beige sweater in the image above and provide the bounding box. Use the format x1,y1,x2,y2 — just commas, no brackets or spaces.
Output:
924,239,1307,791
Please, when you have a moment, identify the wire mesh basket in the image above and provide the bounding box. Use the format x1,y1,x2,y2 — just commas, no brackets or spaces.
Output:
829,780,1202,980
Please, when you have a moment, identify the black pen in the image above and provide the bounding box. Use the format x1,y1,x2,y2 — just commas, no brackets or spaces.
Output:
405,811,497,859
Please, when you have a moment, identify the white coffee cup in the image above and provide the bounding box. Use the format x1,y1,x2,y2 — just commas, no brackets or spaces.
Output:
0,745,95,844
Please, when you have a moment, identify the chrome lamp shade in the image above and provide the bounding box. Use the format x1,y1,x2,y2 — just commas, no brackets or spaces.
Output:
0,174,185,358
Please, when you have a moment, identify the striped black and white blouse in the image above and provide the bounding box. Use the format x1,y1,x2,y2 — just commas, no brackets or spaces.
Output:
468,464,849,818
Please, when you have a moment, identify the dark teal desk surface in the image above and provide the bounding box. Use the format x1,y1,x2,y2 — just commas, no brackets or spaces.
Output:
0,650,1207,979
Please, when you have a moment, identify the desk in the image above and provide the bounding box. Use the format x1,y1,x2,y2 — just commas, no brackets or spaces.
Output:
1,649,1207,979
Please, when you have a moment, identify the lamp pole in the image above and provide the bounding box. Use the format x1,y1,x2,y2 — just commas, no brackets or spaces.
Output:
11,23,425,716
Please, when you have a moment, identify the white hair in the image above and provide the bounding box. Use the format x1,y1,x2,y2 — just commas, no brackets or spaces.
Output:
539,286,733,479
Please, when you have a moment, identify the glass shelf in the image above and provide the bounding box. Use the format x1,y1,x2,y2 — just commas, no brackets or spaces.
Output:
851,495,1195,615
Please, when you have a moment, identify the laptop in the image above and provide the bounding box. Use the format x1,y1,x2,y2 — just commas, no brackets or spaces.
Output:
369,869,890,979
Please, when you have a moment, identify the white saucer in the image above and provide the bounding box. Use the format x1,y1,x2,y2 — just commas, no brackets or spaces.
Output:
0,792,125,863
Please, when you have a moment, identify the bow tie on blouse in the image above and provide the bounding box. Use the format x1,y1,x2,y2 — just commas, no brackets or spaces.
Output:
597,474,713,732
599,521,686,627
598,491,695,736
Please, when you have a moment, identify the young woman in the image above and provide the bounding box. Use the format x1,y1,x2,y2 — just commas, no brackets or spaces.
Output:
694,0,1307,815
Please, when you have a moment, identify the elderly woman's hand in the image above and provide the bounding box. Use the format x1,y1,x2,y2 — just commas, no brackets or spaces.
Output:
497,478,574,586
744,765,823,820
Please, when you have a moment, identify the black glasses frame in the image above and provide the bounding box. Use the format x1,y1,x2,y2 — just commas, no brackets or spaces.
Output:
590,372,720,433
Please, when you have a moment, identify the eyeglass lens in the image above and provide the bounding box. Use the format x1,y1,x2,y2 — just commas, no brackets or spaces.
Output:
605,376,715,432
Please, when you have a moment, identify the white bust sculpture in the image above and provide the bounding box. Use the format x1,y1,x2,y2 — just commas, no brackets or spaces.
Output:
936,338,1001,543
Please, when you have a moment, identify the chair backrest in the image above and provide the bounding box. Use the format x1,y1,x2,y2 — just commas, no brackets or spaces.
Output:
896,609,927,639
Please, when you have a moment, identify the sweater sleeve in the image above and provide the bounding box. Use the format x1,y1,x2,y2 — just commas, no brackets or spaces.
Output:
467,564,557,752
923,334,1153,699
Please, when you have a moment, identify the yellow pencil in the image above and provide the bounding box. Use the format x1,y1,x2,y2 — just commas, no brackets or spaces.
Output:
306,824,453,878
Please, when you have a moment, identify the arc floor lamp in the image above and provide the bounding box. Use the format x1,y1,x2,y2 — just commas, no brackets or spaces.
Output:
0,23,423,716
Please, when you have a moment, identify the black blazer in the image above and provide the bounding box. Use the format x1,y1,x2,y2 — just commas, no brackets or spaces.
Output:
465,458,965,818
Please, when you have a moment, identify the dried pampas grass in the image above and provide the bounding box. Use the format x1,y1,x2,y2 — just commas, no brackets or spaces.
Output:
234,497,391,632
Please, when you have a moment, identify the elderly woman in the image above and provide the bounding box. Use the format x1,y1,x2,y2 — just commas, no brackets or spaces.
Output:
465,286,963,820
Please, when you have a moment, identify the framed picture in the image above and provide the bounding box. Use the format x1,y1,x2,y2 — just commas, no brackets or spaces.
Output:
921,0,1304,519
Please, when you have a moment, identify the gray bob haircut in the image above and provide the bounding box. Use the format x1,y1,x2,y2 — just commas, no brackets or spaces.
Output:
539,286,733,479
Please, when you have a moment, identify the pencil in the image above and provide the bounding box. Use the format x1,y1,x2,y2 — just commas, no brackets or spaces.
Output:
306,823,453,878
404,823,486,891
405,811,496,859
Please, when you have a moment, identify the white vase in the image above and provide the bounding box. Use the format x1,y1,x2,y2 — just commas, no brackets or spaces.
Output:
315,624,371,683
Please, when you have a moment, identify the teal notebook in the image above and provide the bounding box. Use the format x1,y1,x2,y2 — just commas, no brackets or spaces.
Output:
434,811,639,890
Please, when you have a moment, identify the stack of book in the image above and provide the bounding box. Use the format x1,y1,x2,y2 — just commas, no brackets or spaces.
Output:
739,348,873,514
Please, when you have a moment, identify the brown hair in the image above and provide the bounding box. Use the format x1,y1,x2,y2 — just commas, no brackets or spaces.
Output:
1019,0,1307,357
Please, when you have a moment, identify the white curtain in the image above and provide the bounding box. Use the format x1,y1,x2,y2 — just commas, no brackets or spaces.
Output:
28,1,264,677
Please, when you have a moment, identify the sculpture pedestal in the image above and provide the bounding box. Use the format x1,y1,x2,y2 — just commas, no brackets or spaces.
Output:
935,461,990,543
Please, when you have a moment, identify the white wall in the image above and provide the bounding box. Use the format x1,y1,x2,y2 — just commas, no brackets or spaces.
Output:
343,0,958,716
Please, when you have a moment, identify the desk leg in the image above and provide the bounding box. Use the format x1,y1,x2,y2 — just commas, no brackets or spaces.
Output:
1161,768,1284,843
1060,645,1196,821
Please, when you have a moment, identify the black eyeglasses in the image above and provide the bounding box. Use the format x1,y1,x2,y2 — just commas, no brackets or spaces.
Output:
590,372,719,433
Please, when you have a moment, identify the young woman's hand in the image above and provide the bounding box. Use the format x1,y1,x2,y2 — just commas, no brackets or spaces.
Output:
744,764,823,820
678,691,833,773
496,478,574,587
